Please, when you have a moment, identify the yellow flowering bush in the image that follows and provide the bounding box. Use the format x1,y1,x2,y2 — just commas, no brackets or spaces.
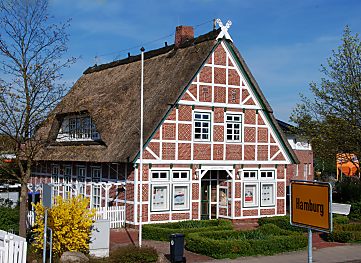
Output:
32,195,95,255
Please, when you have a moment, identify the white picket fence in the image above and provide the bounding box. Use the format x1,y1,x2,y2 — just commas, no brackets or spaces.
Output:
0,230,27,263
27,205,125,229
94,206,125,228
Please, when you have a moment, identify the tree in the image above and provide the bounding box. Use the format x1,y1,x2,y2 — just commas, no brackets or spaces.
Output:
291,26,361,178
0,0,75,237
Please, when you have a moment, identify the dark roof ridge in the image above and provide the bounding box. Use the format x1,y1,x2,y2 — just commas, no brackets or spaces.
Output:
84,28,221,74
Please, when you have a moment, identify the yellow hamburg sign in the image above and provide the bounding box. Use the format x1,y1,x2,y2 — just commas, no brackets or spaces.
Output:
290,181,331,232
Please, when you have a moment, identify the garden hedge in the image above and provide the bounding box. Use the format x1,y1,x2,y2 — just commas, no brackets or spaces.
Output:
186,224,307,259
142,219,233,241
349,202,361,221
323,223,361,243
258,216,305,232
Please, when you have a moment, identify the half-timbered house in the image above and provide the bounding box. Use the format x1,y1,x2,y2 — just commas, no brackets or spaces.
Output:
31,23,304,226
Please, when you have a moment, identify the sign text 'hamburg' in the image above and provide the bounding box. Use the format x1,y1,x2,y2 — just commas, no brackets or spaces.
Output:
290,181,332,232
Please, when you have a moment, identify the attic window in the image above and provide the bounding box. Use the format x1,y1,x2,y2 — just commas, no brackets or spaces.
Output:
56,115,101,142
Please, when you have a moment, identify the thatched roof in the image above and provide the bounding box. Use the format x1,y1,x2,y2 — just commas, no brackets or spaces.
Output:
35,29,298,164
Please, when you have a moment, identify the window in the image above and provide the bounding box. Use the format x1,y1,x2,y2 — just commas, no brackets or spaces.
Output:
261,183,275,206
92,185,101,208
194,112,211,141
295,164,299,177
91,167,101,182
63,165,72,196
172,185,189,210
243,171,257,180
226,114,242,141
219,187,228,207
243,183,258,207
172,171,189,180
51,165,59,176
77,166,86,182
308,163,312,176
57,115,100,142
151,185,169,211
304,164,308,178
64,166,72,177
260,171,274,179
151,171,169,181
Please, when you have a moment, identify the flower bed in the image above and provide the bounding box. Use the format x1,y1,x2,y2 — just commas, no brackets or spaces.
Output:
186,224,307,259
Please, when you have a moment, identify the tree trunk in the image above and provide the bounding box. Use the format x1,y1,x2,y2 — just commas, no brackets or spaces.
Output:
19,182,28,237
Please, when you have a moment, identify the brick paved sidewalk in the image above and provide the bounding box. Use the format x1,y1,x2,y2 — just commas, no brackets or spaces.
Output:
202,244,361,263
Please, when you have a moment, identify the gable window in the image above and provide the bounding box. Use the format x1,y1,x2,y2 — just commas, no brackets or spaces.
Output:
226,114,242,142
57,115,100,142
194,112,211,141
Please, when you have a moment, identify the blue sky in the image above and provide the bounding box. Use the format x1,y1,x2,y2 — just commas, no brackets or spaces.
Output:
48,0,361,122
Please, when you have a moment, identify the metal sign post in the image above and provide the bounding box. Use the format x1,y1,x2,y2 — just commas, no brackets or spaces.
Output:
290,180,332,263
42,184,53,263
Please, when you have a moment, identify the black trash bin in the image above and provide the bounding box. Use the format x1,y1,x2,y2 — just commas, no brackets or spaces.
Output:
169,233,185,263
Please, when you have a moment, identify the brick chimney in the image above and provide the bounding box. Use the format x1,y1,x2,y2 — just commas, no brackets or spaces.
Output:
175,26,194,47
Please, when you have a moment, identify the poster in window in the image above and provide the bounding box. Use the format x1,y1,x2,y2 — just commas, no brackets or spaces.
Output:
261,184,274,206
152,185,168,211
219,187,227,207
244,184,257,207
173,185,188,210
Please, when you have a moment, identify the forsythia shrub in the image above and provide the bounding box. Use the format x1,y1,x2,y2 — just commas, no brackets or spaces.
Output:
32,195,95,256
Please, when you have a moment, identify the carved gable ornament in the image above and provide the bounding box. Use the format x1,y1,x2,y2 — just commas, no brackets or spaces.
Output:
216,19,233,42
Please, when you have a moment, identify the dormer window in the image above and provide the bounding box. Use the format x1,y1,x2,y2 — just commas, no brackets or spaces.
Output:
56,114,101,142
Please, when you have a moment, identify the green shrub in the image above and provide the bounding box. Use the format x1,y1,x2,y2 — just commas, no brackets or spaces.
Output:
107,245,158,263
349,202,361,221
258,216,304,232
186,224,307,259
143,219,233,241
323,222,361,243
333,214,349,225
334,177,361,203
0,206,19,233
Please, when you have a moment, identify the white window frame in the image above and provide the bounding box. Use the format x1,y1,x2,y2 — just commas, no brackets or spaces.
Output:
225,113,242,142
193,112,211,142
260,182,275,207
243,183,258,208
304,164,308,178
172,184,190,211
260,170,275,180
151,184,170,212
151,170,169,181
242,170,258,180
172,170,190,181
